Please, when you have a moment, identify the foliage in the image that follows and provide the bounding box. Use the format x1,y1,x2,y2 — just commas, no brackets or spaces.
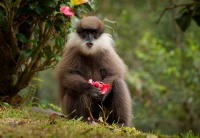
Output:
131,33,200,135
157,1,200,31
96,0,200,135
0,0,98,103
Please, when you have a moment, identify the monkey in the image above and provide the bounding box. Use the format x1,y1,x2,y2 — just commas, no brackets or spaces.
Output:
56,16,132,126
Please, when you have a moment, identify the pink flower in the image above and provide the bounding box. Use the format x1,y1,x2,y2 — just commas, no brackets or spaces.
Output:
88,79,110,94
87,117,91,121
60,6,74,17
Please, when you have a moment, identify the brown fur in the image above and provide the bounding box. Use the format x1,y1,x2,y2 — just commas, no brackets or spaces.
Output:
76,16,104,35
56,16,132,126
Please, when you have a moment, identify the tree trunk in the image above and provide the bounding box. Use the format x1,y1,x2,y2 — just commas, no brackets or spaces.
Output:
0,28,29,102
0,29,16,97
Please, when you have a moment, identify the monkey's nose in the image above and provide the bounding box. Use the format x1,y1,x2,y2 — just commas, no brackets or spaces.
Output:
86,42,93,48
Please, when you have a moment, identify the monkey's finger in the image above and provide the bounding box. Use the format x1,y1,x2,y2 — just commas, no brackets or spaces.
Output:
90,93,103,101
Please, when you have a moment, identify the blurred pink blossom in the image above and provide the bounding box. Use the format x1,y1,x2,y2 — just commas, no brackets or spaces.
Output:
87,117,91,121
60,6,74,17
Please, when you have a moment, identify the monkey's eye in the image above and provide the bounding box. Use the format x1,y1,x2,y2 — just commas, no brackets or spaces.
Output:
83,31,87,35
82,31,87,36
91,31,98,39
91,31,96,35
81,31,87,38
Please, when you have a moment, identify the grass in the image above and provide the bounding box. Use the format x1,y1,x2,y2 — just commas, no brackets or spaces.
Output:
0,104,196,138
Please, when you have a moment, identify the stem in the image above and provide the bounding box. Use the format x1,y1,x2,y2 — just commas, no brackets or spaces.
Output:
156,2,195,25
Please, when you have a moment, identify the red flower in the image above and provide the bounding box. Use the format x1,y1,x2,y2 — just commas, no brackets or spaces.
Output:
88,79,110,94
60,6,74,17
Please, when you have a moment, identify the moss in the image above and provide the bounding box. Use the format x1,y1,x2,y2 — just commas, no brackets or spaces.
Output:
0,106,186,138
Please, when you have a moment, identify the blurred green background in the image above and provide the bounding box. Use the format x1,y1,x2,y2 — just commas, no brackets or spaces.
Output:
33,0,200,135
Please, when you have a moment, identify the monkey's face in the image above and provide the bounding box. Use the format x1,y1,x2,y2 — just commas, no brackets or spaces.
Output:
66,32,113,56
70,16,107,55
79,29,100,48
72,29,106,55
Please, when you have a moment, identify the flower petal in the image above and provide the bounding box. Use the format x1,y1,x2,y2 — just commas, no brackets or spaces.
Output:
88,79,93,84
60,6,74,17
88,79,110,94
64,11,74,16
71,0,88,5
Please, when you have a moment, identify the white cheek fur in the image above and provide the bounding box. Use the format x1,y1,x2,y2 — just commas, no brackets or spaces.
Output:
65,33,115,55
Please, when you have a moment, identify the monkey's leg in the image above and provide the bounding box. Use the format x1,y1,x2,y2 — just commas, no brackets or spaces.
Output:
106,78,132,127
61,93,94,120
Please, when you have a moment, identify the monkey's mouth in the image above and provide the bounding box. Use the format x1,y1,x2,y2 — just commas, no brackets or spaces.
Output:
86,42,93,48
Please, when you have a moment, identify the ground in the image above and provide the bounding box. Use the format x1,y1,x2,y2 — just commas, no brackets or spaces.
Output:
0,105,180,138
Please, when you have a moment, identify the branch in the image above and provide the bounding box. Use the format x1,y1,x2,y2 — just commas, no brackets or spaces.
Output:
156,2,195,25
35,60,58,72
4,0,22,54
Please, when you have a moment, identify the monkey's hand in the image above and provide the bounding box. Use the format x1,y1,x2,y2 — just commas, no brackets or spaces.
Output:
87,85,104,102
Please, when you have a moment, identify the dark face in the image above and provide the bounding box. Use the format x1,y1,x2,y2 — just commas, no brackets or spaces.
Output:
78,29,101,48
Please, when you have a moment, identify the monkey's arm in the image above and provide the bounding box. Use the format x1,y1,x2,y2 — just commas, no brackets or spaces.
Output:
100,66,125,101
59,70,103,101
101,75,119,101
99,52,126,101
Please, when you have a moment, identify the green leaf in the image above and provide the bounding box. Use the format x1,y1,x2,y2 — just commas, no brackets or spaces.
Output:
8,0,13,3
66,2,74,8
175,11,192,32
32,77,43,82
29,4,37,10
103,18,118,26
193,15,200,26
192,7,200,27
83,3,92,12
55,36,64,50
0,9,5,25
45,20,53,28
35,5,45,15
0,3,7,12
105,24,114,33
16,33,27,43
28,40,38,45
42,1,57,8
21,48,32,59
54,18,64,31
43,45,52,58
54,54,61,61
11,74,18,86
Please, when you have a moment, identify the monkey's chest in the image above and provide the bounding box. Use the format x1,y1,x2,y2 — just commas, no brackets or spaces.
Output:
78,57,108,81
83,66,103,81
78,65,105,81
